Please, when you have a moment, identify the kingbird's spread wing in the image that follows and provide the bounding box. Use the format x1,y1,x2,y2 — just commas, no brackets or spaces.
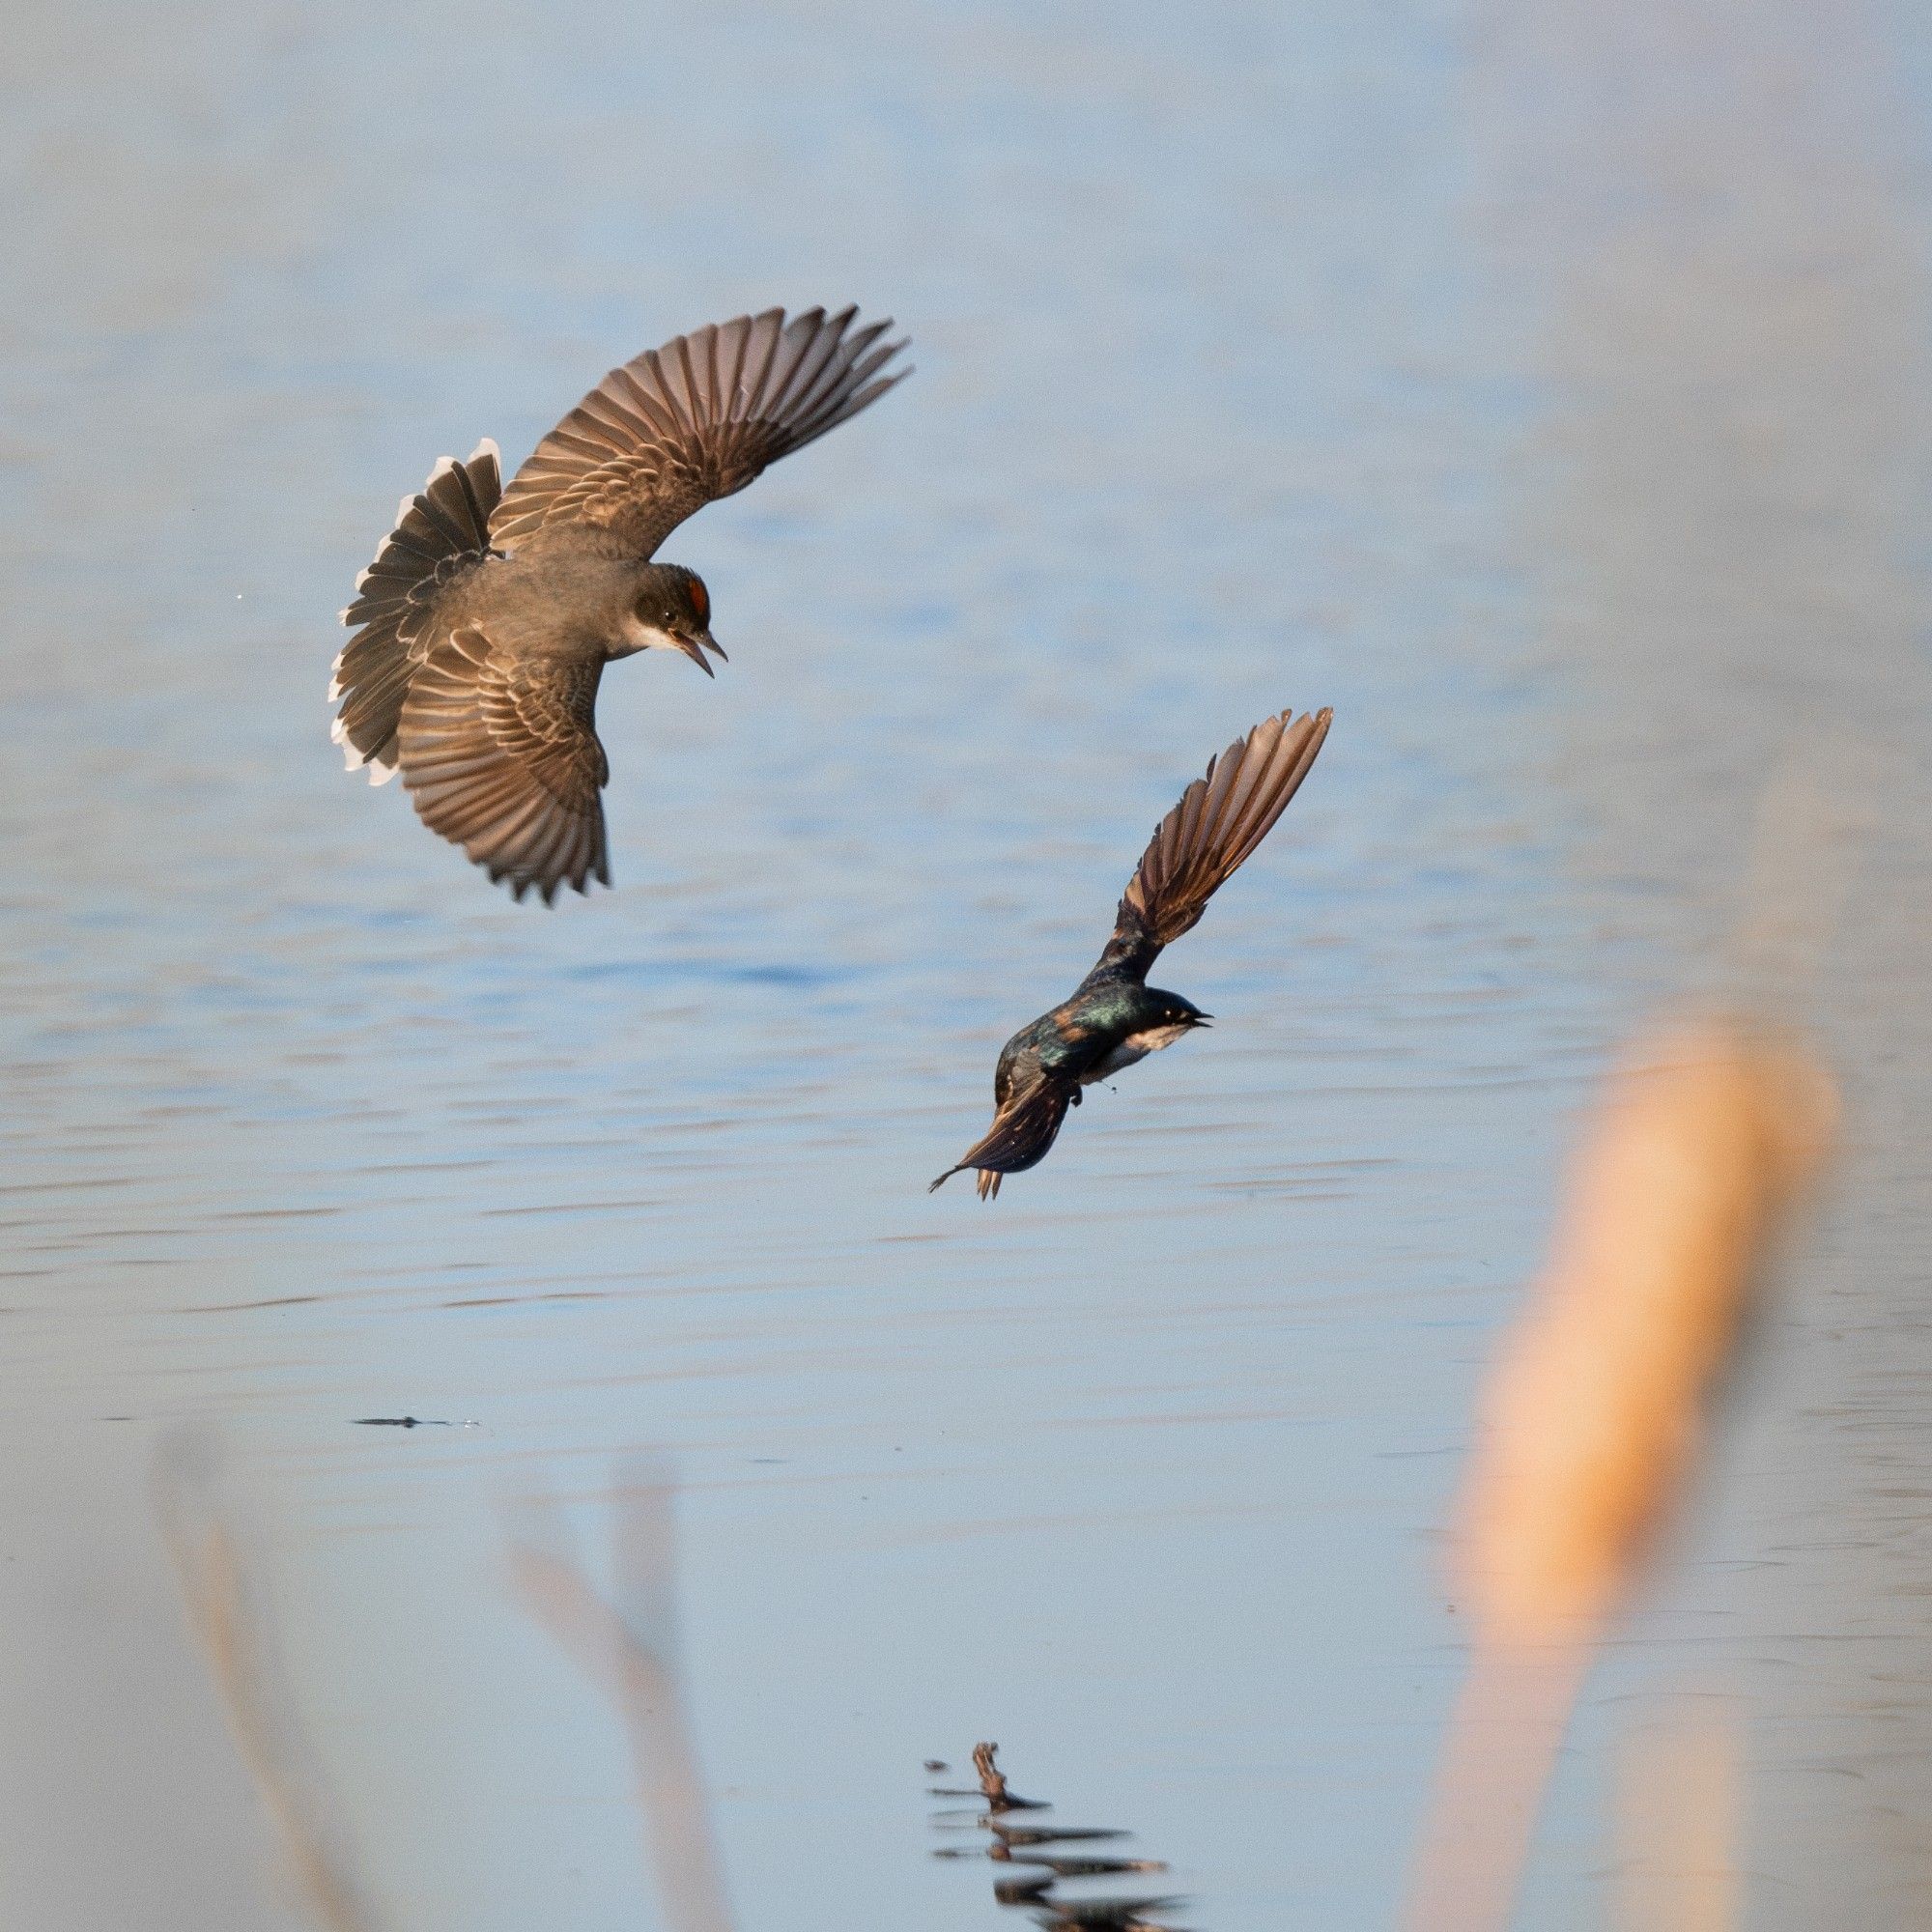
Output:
1093,706,1332,982
331,440,501,776
491,306,910,557
398,626,610,903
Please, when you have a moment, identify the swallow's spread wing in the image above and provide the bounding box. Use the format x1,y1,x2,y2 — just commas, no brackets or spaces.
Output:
928,1074,1074,1201
1094,705,1332,981
490,307,911,558
397,626,610,903
332,441,501,777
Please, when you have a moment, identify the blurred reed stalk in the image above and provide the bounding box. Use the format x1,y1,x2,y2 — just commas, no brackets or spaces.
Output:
508,1472,737,1932
1401,1018,1837,1932
1616,1695,1742,1932
154,1437,389,1932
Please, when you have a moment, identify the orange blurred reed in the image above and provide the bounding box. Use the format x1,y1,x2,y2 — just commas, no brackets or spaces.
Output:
1458,1018,1836,1645
1403,1018,1836,1932
1616,1696,1742,1932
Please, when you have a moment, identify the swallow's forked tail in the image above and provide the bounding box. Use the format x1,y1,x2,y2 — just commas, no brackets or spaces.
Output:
927,1165,1003,1199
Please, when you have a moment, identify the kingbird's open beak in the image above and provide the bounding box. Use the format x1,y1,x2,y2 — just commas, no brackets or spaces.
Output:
676,629,726,676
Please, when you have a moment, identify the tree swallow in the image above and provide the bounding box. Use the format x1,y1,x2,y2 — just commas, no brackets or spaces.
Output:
932,706,1332,1199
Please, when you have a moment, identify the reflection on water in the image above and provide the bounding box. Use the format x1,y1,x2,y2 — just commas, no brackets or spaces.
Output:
161,1451,740,1932
931,1744,1182,1931
510,1474,737,1932
156,1436,392,1932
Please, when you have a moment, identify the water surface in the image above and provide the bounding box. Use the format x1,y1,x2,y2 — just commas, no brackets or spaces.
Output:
2,1,1930,1925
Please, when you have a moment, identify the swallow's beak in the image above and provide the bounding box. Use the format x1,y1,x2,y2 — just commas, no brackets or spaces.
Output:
1191,1013,1213,1029
676,629,726,677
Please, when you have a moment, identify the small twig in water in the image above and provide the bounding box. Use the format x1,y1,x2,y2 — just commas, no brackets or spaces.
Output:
973,1740,1046,1812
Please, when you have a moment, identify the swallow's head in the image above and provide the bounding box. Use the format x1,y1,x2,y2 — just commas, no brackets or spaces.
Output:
620,564,725,675
1123,990,1211,1056
1147,990,1211,1034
